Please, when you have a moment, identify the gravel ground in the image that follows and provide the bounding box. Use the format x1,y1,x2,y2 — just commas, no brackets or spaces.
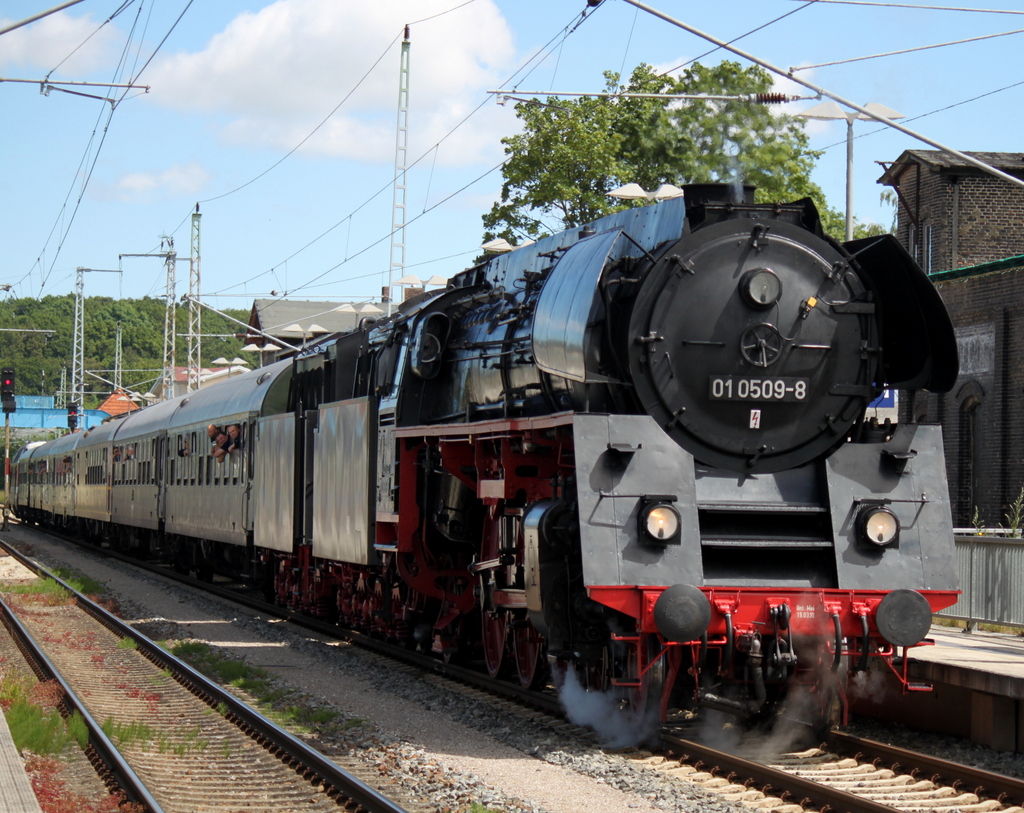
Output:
0,524,748,813
6,520,1024,813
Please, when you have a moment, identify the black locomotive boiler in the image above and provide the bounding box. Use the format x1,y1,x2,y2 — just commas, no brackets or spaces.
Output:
12,184,960,732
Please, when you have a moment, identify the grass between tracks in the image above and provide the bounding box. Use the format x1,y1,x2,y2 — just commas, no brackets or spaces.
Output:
3,566,107,606
0,674,136,813
166,639,351,733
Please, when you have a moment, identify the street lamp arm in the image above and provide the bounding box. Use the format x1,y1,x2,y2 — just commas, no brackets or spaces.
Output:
622,0,1024,191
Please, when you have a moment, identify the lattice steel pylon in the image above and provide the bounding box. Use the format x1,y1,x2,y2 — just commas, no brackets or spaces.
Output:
72,268,85,408
186,207,202,392
73,266,121,408
387,26,410,317
162,238,177,400
120,239,177,401
114,322,123,391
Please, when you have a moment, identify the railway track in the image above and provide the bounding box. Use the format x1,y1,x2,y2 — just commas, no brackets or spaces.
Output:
8,522,1024,813
648,730,1024,813
0,542,413,813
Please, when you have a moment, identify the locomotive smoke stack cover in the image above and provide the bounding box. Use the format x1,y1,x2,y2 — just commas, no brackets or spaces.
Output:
627,213,880,473
683,182,756,206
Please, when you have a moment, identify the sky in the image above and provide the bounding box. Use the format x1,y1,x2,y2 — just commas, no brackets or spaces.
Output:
1,0,1022,315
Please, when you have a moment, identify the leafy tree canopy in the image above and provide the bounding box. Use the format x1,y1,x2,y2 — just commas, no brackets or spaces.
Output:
483,62,886,244
0,295,249,409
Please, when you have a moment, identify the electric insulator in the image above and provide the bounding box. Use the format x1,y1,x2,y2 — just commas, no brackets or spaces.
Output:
756,93,788,104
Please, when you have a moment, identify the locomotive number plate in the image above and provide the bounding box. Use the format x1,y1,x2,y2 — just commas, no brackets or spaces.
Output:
709,376,808,402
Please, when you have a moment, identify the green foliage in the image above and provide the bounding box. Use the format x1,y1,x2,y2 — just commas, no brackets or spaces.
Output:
101,718,155,749
170,640,273,695
484,62,836,243
65,711,89,750
51,566,107,597
7,698,75,754
169,640,347,733
4,578,72,605
1003,486,1024,538
0,295,248,409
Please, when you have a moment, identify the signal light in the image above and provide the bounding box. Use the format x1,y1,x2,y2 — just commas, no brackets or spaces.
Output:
1,367,14,415
68,401,80,431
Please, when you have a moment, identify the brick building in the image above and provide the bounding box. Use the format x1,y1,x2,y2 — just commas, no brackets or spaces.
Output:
878,152,1024,526
879,151,1024,274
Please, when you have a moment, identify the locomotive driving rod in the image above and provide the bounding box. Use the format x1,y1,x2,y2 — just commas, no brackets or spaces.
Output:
619,0,1024,192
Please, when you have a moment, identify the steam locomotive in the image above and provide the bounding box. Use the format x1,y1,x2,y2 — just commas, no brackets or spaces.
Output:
12,184,960,731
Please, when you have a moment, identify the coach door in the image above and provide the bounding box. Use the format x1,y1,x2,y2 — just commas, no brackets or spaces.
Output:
156,431,168,523
301,409,318,549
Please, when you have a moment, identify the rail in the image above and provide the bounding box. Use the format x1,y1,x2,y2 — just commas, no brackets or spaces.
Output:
0,538,412,813
0,593,165,812
939,535,1024,631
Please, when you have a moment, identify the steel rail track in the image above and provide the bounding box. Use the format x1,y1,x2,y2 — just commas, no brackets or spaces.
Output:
660,732,899,813
14,525,564,711
824,729,1024,807
12,522,1024,813
0,536,411,813
0,591,166,813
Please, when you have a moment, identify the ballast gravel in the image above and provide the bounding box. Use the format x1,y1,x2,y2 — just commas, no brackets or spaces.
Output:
4,526,742,813
7,523,1024,812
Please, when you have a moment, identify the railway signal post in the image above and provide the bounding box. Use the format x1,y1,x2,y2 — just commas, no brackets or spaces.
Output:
2,367,13,531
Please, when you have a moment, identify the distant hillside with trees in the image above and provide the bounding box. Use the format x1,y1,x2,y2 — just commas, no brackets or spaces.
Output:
0,295,250,408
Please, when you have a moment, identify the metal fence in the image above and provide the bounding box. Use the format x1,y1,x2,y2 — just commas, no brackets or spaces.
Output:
939,535,1024,630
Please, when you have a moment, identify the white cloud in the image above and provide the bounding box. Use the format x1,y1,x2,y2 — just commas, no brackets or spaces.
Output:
0,11,120,75
96,162,211,202
144,0,518,166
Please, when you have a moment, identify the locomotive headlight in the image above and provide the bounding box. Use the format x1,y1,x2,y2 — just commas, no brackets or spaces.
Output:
740,268,782,309
639,501,681,546
858,505,900,547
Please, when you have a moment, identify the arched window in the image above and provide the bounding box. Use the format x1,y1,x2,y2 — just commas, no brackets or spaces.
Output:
956,381,984,526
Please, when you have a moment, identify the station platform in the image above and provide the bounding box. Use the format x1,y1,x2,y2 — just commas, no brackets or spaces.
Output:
849,624,1024,753
0,711,42,813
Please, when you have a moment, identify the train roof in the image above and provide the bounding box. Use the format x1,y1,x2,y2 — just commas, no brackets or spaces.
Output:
39,429,85,457
75,416,126,450
112,358,292,439
12,441,46,463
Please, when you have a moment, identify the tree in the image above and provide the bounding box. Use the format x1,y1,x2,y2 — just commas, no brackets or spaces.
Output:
0,295,248,408
484,62,840,244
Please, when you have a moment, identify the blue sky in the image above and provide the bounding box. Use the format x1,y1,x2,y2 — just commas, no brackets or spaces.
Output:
1,0,1021,311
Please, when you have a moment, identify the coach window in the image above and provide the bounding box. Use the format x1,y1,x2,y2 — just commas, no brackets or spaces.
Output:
231,433,240,485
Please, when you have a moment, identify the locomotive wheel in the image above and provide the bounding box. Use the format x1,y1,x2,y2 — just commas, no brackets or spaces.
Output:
512,620,546,689
482,608,508,678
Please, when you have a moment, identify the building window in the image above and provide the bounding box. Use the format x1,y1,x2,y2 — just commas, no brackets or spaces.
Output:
925,224,934,273
957,382,984,526
909,223,918,261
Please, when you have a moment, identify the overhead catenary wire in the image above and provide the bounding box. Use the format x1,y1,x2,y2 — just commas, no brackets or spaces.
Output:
792,26,1024,71
198,6,599,303
620,0,1024,191
18,0,194,299
195,0,483,209
817,77,1024,154
786,0,1024,13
